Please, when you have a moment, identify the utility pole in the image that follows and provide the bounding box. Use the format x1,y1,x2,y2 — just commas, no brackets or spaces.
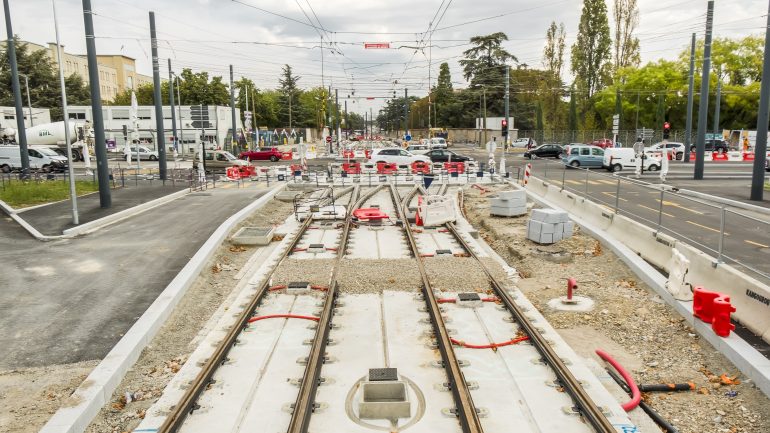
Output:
82,0,111,207
404,88,409,138
684,33,696,163
483,87,487,146
344,100,348,140
370,107,373,139
694,0,714,180
504,67,510,148
3,0,30,177
52,0,78,225
229,64,237,152
176,76,183,155
20,74,33,126
149,12,166,180
168,59,177,155
327,85,332,152
714,65,722,135
750,0,770,201
335,89,339,149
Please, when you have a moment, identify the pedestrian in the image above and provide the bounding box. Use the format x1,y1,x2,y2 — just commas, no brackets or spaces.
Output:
633,136,645,178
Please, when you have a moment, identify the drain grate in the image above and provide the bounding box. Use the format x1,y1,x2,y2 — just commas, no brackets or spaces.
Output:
369,367,398,382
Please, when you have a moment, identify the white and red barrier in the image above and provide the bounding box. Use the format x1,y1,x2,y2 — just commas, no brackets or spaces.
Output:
686,151,770,162
522,163,532,187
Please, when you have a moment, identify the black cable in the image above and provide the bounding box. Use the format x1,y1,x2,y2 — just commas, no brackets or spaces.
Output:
606,368,681,433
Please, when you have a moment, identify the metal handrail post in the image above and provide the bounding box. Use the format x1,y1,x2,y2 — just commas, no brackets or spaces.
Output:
584,168,589,196
656,189,665,233
716,205,726,265
561,164,566,190
614,178,621,213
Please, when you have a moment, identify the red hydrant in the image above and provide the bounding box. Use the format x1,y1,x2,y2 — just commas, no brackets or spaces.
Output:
567,277,578,301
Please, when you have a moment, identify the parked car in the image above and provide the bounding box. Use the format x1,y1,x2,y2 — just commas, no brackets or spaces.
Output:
0,145,69,172
423,149,472,163
123,145,158,161
406,143,430,154
512,137,536,148
193,150,249,172
239,147,282,162
523,144,564,159
647,142,685,160
562,145,605,168
588,138,615,149
690,138,729,153
603,148,661,172
369,148,430,165
429,137,448,149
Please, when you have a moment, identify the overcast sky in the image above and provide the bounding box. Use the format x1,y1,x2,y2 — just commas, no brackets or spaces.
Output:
2,0,766,114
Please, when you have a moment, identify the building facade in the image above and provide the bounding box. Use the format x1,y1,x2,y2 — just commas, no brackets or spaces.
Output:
0,106,52,129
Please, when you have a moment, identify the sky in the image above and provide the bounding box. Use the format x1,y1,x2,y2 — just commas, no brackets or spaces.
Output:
2,0,767,115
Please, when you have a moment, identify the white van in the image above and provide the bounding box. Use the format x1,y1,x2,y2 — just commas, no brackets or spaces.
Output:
0,145,69,173
429,137,448,149
603,147,660,172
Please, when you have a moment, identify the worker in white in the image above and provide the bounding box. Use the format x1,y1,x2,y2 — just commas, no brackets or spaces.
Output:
632,137,645,178
660,147,670,182
486,136,498,174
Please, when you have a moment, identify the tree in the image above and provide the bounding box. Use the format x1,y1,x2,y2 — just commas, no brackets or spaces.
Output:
571,0,612,97
568,87,578,134
459,33,516,117
613,0,641,71
0,38,91,121
433,62,455,127
655,93,665,130
543,22,566,79
535,101,544,143
278,64,302,128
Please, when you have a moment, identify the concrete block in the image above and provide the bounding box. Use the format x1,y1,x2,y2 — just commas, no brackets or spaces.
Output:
539,233,553,244
490,206,527,217
527,220,541,235
531,208,569,223
552,231,563,242
498,189,526,200
529,220,555,234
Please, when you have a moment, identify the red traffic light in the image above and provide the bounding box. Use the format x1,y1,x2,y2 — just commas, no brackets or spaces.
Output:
663,122,670,129
501,119,508,127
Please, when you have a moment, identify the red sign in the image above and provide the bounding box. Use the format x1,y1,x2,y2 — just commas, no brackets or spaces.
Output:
366,97,375,100
326,136,332,143
364,43,390,49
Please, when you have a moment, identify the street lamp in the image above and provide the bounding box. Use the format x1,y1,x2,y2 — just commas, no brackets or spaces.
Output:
18,73,32,126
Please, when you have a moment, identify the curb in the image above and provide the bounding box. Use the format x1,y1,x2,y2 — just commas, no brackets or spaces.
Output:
38,183,286,433
521,180,770,399
677,188,770,217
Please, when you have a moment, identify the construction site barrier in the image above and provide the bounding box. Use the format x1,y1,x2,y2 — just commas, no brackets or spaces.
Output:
376,162,398,174
411,161,432,174
444,162,466,174
342,162,361,174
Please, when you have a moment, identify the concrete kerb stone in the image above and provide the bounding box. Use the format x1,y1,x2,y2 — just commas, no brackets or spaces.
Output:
39,183,287,433
523,182,770,399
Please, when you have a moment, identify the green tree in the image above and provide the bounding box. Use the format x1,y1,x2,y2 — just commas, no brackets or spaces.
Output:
613,0,641,71
459,33,516,117
655,93,665,130
542,22,567,129
277,64,302,128
568,87,577,136
571,0,612,97
433,62,455,127
0,38,91,121
535,101,544,143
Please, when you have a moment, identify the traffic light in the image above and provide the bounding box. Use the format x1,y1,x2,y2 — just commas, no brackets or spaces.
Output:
501,119,508,136
663,121,671,139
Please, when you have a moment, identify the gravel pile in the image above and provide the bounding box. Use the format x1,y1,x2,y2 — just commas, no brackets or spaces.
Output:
84,197,296,433
423,256,510,292
271,258,336,287
337,259,421,293
462,185,770,433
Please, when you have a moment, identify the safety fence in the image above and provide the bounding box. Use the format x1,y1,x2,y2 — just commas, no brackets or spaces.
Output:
535,159,770,287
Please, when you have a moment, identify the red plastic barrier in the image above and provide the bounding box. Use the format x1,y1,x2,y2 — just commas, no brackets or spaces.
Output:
342,162,361,174
415,196,424,226
444,161,466,174
226,166,241,180
281,151,293,160
377,162,398,174
352,208,389,221
689,152,697,161
411,161,432,174
239,165,256,177
693,287,721,324
365,149,372,159
342,149,355,159
743,152,755,161
290,164,303,173
712,152,728,161
712,295,736,337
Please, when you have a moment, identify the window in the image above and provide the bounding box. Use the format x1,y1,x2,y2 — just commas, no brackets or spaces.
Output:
580,148,590,156
570,148,579,155
112,109,130,120
69,112,86,120
399,150,409,156
28,149,42,158
216,153,228,161
591,148,604,156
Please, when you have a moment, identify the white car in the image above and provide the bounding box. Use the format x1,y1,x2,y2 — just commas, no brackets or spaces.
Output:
369,148,431,165
123,145,159,161
646,142,685,160
512,137,536,148
406,143,430,154
429,137,448,149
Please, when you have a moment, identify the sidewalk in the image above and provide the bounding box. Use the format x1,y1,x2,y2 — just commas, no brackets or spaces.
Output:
18,183,188,236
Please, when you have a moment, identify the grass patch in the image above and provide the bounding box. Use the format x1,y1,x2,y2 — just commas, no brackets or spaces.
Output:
0,180,100,208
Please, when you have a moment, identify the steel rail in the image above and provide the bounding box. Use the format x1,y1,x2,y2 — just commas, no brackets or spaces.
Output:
444,220,616,433
287,185,386,433
393,185,485,433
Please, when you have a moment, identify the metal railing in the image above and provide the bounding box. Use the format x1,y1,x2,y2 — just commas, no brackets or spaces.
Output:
536,159,770,286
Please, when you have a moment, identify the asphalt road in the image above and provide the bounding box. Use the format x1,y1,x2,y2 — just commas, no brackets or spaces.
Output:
0,183,268,369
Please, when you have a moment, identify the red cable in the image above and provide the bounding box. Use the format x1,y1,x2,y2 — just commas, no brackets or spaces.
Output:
596,349,641,412
268,284,288,291
247,314,320,323
451,336,529,349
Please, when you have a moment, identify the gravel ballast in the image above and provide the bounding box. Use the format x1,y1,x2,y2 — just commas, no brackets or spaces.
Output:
462,184,770,433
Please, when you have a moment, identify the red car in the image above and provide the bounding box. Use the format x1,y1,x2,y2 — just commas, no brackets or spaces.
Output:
239,147,282,162
588,138,615,149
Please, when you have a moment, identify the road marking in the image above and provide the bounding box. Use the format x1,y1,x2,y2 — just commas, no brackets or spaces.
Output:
587,180,604,185
745,240,769,248
597,179,616,185
566,180,582,185
655,199,705,215
637,204,674,217
602,191,628,201
686,220,729,235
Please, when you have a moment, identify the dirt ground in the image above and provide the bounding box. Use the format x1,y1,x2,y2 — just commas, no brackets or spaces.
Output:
462,184,770,433
0,196,294,433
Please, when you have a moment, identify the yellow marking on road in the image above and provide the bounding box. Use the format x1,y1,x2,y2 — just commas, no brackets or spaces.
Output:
597,179,617,185
655,199,705,215
566,180,582,185
602,191,627,201
587,180,604,185
637,204,674,217
745,240,770,248
686,220,729,235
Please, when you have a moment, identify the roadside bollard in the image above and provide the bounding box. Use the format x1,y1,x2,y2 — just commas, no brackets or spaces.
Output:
563,277,578,304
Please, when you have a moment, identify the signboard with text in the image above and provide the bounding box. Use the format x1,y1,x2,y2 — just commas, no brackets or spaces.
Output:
364,43,390,49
